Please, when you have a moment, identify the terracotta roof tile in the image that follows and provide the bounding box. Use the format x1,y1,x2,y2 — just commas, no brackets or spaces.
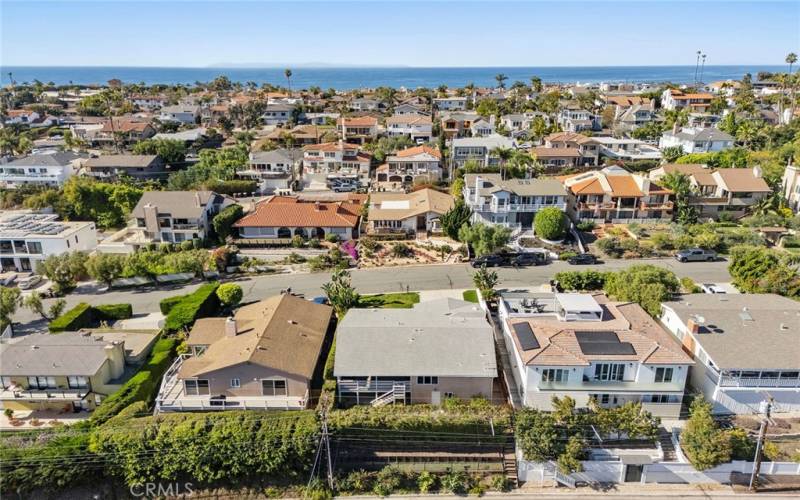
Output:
234,196,360,228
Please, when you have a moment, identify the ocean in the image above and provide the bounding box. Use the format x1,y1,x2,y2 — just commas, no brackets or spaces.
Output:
0,65,784,90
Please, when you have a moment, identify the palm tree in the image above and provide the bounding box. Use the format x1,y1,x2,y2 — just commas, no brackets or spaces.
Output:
284,68,292,95
495,74,508,89
694,50,702,85
787,52,798,73
490,146,514,179
699,54,707,84
530,76,543,93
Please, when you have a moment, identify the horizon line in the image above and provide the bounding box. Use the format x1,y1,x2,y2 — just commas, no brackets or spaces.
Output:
0,63,786,69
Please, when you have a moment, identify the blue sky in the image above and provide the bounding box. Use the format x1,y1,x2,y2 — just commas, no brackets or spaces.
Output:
2,1,798,67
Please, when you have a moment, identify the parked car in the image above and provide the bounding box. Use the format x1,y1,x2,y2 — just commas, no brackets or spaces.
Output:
471,254,505,268
675,248,717,262
700,283,727,294
311,296,329,305
512,252,547,267
17,275,42,290
567,254,598,265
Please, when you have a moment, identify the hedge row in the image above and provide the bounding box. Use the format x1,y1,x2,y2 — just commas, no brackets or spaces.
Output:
89,337,178,425
159,294,187,315
48,303,94,332
49,303,133,332
163,282,221,333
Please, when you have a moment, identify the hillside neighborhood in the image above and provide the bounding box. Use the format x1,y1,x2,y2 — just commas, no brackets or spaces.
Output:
1,56,800,498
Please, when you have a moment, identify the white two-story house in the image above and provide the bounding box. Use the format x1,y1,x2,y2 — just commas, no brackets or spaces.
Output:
557,107,597,132
159,104,200,124
0,152,84,189
659,126,734,154
660,294,800,415
127,191,234,245
302,141,372,176
450,134,515,168
433,96,468,111
384,114,432,143
238,149,298,194
0,213,97,273
375,146,442,188
463,173,568,231
500,292,692,418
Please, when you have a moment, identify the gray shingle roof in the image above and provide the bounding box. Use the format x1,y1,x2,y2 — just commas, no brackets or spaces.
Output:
464,173,567,197
130,190,223,219
334,299,497,378
6,152,81,167
0,332,115,376
84,155,160,168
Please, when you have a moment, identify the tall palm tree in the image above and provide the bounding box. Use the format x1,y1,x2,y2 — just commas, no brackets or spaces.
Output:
787,52,798,73
699,54,707,84
490,146,514,179
495,74,508,89
284,68,292,95
694,50,702,85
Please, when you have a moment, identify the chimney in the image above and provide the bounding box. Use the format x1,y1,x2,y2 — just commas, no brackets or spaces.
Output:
752,165,762,178
194,192,202,207
225,317,237,337
474,175,483,204
672,121,679,134
105,342,125,379
686,318,700,334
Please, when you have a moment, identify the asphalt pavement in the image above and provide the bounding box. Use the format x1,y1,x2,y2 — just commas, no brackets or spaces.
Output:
10,258,732,327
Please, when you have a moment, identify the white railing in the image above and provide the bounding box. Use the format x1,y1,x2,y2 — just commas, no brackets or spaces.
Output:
550,461,577,488
156,391,308,411
337,380,408,394
0,388,88,400
718,376,800,388
487,203,568,213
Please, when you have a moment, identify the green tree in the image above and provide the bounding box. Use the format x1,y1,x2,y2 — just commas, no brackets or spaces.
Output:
475,98,499,118
132,138,187,165
284,68,293,94
603,265,680,316
681,397,732,470
85,253,126,288
661,146,685,163
440,200,472,241
212,204,244,243
660,171,698,225
534,207,567,240
516,409,560,461
322,269,360,316
495,73,508,89
472,265,499,301
61,177,143,229
36,252,87,295
22,293,66,321
216,283,243,307
0,287,21,328
458,223,511,257
557,436,585,475
787,52,798,74
450,177,465,198
530,76,543,93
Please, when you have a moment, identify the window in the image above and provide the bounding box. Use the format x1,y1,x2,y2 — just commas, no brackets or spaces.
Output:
230,378,241,388
184,379,209,396
67,376,88,389
655,367,674,383
1,376,11,389
650,394,672,404
594,363,625,381
26,241,42,254
262,379,287,396
600,394,610,404
541,369,569,383
27,376,56,389
417,376,439,385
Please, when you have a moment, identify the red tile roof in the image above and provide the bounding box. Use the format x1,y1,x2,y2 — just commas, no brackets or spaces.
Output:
395,145,442,159
234,197,360,228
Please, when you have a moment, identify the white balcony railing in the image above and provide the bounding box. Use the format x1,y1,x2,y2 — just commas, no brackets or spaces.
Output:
0,388,89,400
719,376,800,388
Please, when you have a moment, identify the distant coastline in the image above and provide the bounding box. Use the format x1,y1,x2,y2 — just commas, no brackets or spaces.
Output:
0,65,784,89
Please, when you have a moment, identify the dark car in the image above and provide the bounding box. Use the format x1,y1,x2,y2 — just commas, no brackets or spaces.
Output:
512,252,547,267
471,254,505,268
567,253,598,265
675,248,717,262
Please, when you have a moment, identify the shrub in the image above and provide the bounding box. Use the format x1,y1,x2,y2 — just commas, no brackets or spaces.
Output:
372,466,402,496
94,303,133,321
554,270,608,291
159,242,173,253
342,470,372,493
159,294,187,315
680,277,701,293
291,235,305,248
308,238,321,249
390,242,412,258
288,252,307,264
216,282,243,307
534,207,567,240
48,302,93,333
417,471,437,493
212,204,244,243
163,282,221,333
440,469,470,494
468,481,487,497
559,251,578,260
359,236,379,252
490,475,510,492
650,232,673,250
89,338,178,424
576,220,595,232
325,233,340,243
604,265,680,316
596,237,624,258
179,240,194,251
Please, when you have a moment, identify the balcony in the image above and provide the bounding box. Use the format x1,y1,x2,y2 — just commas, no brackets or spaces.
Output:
537,379,685,393
171,223,201,231
719,376,800,389
0,387,89,401
640,200,674,211
578,201,616,210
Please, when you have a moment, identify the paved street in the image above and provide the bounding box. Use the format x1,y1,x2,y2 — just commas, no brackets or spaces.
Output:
10,258,732,327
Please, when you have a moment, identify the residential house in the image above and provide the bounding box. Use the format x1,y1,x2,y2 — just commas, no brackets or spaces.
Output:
433,96,468,111
1,330,158,415
562,166,674,223
375,145,442,188
302,112,341,126
83,155,169,181
153,127,209,146
661,89,714,112
338,116,378,144
238,149,298,194
367,188,454,235
500,112,549,136
263,124,332,146
334,298,497,406
0,152,84,189
394,102,427,115
557,107,597,132
385,114,433,143
500,292,692,418
542,132,601,166
84,119,156,146
470,117,496,137
126,191,234,245
782,163,800,213
649,164,771,219
0,213,97,273
613,101,658,134
159,104,200,124
660,294,800,414
302,141,372,176
440,111,480,139
4,109,40,125
531,147,583,171
450,134,515,168
263,104,296,126
155,294,333,412
658,126,734,153
349,98,383,112
594,137,662,162
131,95,167,109
234,196,361,241
463,173,568,230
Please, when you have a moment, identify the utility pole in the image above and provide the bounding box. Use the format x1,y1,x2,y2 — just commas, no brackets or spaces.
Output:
307,393,335,491
748,397,773,492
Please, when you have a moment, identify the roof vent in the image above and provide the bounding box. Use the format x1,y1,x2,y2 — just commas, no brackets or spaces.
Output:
287,319,297,325
780,323,789,331
31,345,39,350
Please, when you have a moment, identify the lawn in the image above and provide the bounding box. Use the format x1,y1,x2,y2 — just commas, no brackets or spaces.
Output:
356,292,420,309
462,290,479,303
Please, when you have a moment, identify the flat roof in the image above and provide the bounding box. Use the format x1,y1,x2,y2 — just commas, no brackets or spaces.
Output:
555,293,603,313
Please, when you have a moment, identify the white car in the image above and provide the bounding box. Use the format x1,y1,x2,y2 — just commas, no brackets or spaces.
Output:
700,283,726,294
17,275,42,290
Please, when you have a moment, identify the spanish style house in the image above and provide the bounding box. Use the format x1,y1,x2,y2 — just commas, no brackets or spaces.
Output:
660,294,800,414
338,116,378,144
234,196,361,241
374,145,442,189
500,292,692,418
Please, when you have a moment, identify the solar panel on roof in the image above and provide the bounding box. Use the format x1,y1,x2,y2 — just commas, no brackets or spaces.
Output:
512,322,540,351
575,331,635,355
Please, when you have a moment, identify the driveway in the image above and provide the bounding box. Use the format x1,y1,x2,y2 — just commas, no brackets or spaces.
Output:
10,259,732,327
